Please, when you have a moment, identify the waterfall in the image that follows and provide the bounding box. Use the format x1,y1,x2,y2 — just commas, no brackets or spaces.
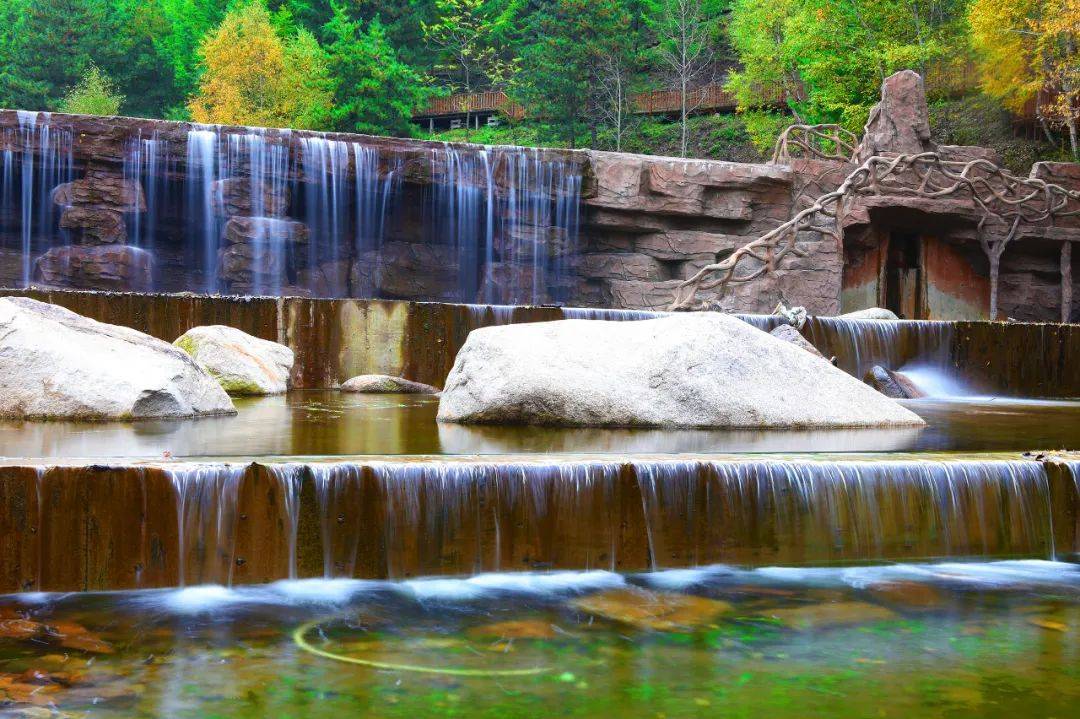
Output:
147,457,1061,587
123,131,171,249
0,111,74,287
299,136,349,295
167,464,246,587
803,317,955,381
185,128,220,293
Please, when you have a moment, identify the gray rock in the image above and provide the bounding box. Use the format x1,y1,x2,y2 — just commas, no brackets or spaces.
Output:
0,297,235,420
838,307,900,320
174,325,294,395
340,374,440,394
769,324,825,359
864,366,926,399
437,314,925,428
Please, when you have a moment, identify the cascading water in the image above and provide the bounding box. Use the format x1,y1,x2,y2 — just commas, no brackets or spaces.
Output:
0,111,74,287
803,317,961,392
185,127,220,292
167,464,246,587
139,457,1065,588
122,131,171,249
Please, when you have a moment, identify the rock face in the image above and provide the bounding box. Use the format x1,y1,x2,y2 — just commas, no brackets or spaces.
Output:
864,366,926,399
437,314,926,428
340,374,440,394
351,242,462,300
174,325,294,395
0,297,235,420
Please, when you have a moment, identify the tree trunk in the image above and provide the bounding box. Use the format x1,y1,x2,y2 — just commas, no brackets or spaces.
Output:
680,78,688,158
1063,242,1073,323
989,252,1000,321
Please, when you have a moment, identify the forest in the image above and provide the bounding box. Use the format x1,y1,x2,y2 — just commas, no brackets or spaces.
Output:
0,0,1076,166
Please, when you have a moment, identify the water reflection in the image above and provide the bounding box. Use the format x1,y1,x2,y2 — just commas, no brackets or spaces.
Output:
0,561,1076,718
0,392,1078,459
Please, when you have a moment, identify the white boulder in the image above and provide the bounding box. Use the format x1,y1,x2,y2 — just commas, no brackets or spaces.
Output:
437,314,925,428
837,307,900,320
340,374,440,394
174,325,294,395
0,297,235,420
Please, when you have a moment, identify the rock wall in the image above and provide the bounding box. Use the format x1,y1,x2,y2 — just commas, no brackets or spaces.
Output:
576,152,842,314
0,105,1076,319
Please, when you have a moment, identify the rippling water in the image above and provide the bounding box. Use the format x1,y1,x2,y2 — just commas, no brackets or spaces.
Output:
0,561,1077,717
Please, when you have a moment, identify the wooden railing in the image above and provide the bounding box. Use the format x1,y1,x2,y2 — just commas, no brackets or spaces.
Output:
419,91,524,120
415,83,779,120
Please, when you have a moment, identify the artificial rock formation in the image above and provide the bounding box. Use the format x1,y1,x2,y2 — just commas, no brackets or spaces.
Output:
0,297,234,419
174,325,294,395
38,165,150,291
437,314,925,428
340,374,440,394
36,244,153,291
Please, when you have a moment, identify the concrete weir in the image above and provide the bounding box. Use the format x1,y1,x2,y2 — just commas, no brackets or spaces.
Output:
2,289,1079,396
0,456,1076,593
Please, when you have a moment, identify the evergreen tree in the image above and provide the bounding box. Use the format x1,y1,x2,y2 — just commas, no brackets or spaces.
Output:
514,0,631,147
323,4,433,135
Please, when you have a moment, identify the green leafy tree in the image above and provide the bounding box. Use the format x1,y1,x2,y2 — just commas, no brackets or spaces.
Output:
647,0,724,157
514,0,632,147
189,0,334,129
324,4,433,135
727,0,968,135
58,64,124,116
422,0,517,127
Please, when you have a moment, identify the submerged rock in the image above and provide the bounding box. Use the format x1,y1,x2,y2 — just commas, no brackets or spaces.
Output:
0,298,235,420
837,307,900,320
438,314,925,428
174,325,294,395
570,587,733,632
340,374,440,394
763,601,897,630
769,323,826,359
864,366,926,399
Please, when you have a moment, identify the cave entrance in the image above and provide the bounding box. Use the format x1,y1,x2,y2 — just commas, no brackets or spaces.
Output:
884,232,925,319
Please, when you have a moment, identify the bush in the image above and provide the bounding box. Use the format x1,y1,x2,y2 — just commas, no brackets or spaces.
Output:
58,65,123,117
427,112,769,163
929,95,1069,174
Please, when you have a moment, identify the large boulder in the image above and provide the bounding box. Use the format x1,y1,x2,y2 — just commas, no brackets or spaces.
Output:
437,314,926,428
0,298,235,420
174,325,294,395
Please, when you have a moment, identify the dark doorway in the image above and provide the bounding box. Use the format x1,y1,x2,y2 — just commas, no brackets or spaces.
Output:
884,232,924,319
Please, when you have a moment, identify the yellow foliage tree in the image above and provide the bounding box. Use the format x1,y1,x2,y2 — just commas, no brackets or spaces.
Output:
970,0,1079,157
188,0,333,129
